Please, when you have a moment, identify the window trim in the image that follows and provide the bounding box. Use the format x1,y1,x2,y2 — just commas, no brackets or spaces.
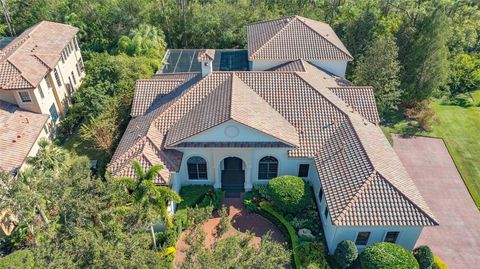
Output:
18,91,32,103
258,156,278,180
355,232,371,246
187,156,208,180
384,231,400,243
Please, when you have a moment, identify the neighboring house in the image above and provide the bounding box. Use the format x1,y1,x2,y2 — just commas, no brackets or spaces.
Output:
0,21,85,174
109,16,437,254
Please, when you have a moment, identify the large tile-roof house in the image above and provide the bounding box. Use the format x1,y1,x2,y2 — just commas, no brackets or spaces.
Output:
109,16,437,253
0,21,85,173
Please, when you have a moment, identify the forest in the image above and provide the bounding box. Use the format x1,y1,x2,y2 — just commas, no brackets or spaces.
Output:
0,0,479,268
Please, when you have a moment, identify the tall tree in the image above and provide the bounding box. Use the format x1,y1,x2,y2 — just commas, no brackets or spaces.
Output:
119,160,181,228
354,33,402,115
399,6,450,107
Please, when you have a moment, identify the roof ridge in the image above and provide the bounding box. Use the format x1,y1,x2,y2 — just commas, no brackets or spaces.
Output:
333,170,377,224
296,17,353,60
246,15,295,26
375,170,439,225
6,59,35,88
249,17,296,59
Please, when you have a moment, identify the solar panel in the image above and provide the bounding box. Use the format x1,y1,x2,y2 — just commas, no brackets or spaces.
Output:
161,49,249,73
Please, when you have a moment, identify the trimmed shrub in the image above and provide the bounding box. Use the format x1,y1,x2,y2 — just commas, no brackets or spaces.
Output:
334,240,358,269
433,256,449,269
259,202,301,269
413,246,434,269
177,185,211,210
268,175,311,214
360,242,419,269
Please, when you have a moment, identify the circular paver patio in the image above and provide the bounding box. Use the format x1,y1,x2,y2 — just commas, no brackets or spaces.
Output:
174,197,286,266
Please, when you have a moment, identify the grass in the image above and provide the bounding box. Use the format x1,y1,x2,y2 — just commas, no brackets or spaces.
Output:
0,250,34,268
382,91,480,209
59,132,110,176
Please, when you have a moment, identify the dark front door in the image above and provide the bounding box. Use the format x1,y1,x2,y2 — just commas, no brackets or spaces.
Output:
221,157,245,192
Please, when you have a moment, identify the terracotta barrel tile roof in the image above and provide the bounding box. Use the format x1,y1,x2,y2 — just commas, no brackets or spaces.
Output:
197,49,215,61
247,16,353,61
0,21,78,90
0,101,49,172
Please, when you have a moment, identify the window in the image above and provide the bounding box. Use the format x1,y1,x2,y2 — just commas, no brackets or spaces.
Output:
384,231,399,243
49,104,58,122
45,75,51,88
18,91,31,103
38,85,44,98
258,156,278,180
319,188,323,202
298,164,309,177
54,68,62,86
61,51,65,63
67,77,74,95
187,157,208,180
324,207,329,218
71,71,77,85
76,62,81,77
355,232,370,246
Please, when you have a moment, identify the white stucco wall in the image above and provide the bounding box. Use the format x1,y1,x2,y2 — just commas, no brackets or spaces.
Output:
172,121,318,191
308,60,348,77
250,59,348,77
316,189,423,254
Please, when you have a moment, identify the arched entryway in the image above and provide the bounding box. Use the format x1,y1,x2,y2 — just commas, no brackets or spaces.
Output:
221,157,245,192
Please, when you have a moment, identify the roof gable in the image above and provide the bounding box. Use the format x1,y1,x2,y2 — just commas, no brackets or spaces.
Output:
0,21,78,90
165,74,299,147
247,16,353,61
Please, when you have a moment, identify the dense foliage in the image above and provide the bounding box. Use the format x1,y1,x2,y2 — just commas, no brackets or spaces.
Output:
360,242,419,269
180,226,291,269
413,245,435,269
0,1,477,109
0,141,179,267
333,240,358,269
268,176,312,214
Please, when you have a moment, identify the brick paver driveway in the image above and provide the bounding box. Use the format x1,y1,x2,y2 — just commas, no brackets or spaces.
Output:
393,135,480,269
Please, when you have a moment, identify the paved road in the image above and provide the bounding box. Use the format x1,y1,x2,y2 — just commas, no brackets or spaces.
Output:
393,135,480,269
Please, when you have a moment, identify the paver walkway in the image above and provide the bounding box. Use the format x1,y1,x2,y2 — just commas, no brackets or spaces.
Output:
174,198,285,266
393,135,480,269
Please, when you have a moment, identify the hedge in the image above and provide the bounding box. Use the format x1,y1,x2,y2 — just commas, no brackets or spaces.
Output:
176,185,212,210
360,242,419,269
334,240,358,268
259,202,301,269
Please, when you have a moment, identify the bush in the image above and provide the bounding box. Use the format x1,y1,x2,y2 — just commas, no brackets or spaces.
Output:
360,242,419,269
254,184,271,200
243,191,260,212
0,250,34,269
299,241,330,269
413,246,434,269
259,202,301,269
216,205,230,238
155,229,178,249
268,176,311,214
177,185,212,210
433,256,449,269
198,189,224,210
333,240,358,269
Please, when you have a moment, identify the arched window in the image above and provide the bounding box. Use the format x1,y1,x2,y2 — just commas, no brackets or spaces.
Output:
258,156,278,180
187,156,208,180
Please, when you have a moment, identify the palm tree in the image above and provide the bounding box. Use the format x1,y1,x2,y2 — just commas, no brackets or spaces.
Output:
122,160,181,229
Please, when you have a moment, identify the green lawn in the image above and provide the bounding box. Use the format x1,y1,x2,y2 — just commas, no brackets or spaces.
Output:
383,91,480,209
59,132,110,175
